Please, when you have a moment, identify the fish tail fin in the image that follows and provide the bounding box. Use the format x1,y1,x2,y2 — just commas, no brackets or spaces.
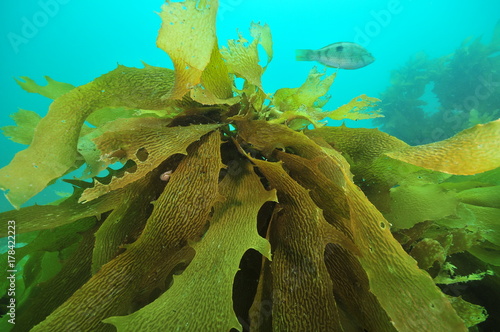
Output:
296,49,313,61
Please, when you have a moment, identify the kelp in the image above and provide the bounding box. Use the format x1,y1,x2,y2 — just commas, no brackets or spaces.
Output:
0,185,121,236
386,119,500,175
306,122,499,328
0,65,181,209
375,20,500,145
268,68,381,129
29,132,223,331
238,120,464,331
14,76,75,100
3,223,97,332
1,109,41,145
105,161,276,331
156,0,218,99
0,0,497,331
79,122,222,202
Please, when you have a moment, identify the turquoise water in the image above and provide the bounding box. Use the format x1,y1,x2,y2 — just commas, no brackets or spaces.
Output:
0,0,498,211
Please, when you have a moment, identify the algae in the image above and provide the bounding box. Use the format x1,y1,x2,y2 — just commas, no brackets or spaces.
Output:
0,1,498,331
375,21,500,145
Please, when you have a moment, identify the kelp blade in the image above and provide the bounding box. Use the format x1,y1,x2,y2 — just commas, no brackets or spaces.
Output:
31,131,223,331
105,160,276,331
0,65,177,208
236,120,467,331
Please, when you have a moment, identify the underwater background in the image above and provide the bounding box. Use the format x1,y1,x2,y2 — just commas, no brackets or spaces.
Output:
0,0,499,212
0,1,499,331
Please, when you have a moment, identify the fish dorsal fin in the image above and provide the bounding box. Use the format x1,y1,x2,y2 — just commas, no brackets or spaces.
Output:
319,42,352,50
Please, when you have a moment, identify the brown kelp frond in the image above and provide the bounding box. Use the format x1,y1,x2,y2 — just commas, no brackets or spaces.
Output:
0,186,122,236
80,122,222,203
105,160,276,331
90,166,167,274
240,120,466,331
250,157,346,331
31,131,224,331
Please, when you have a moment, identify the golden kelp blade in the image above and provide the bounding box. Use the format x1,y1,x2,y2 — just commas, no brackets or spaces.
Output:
250,22,273,68
325,94,382,120
220,23,272,89
191,44,235,104
157,0,218,99
386,119,500,175
273,67,335,111
269,68,380,128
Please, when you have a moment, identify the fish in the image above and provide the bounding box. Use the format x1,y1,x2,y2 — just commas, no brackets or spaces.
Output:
296,42,375,69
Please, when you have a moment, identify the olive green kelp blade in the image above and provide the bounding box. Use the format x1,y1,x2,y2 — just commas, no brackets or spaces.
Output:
0,65,177,209
31,131,222,331
1,109,41,145
0,217,95,304
105,160,276,331
305,125,416,211
14,76,75,100
2,221,97,332
0,186,122,236
90,166,168,274
236,120,467,331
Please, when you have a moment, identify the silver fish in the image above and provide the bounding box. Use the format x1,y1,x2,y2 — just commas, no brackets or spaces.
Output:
296,42,375,69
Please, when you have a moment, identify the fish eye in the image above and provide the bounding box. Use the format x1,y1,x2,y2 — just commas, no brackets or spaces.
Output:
336,45,344,52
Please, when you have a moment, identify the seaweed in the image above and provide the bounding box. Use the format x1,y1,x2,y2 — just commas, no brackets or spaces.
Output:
375,21,500,145
0,1,498,331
